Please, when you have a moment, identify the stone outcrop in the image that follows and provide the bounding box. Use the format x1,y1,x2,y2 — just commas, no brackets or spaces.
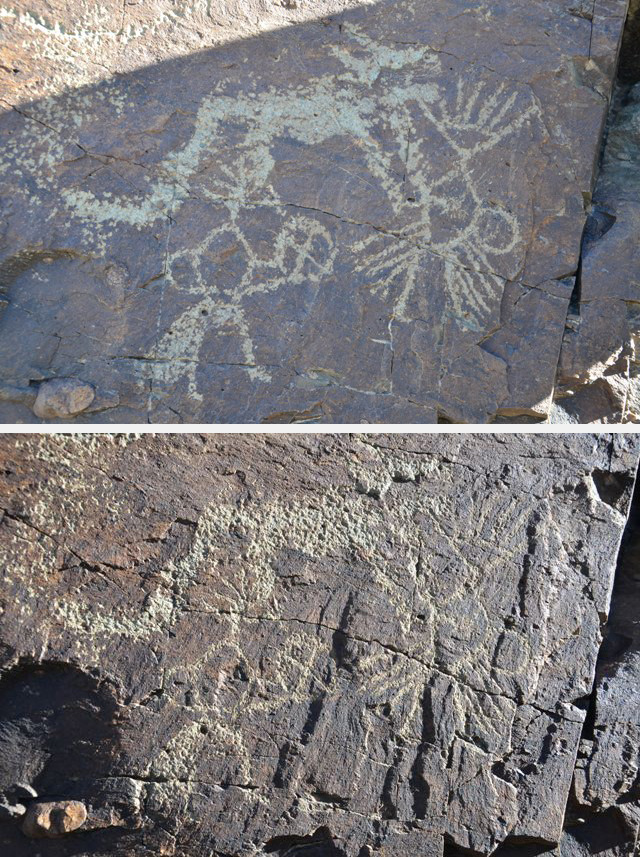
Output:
558,470,640,857
553,0,640,424
0,433,638,855
0,1,632,423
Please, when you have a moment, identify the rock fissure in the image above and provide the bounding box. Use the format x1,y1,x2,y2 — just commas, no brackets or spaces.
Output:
1,435,638,855
0,0,630,423
552,0,640,423
546,457,640,857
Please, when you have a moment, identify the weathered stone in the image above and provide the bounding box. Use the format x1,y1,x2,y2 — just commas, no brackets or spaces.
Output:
555,474,640,857
11,784,37,800
0,802,25,821
0,433,638,856
22,800,87,838
32,377,95,419
553,1,640,424
0,1,630,423
0,783,37,822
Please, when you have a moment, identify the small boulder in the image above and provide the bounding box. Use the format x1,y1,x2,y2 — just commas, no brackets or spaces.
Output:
22,800,87,838
33,378,95,419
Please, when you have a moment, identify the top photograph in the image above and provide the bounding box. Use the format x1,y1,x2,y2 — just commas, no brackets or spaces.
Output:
0,0,638,425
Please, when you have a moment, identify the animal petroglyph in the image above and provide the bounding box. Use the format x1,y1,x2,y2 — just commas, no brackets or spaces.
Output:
56,30,540,395
0,0,624,421
1,22,542,402
2,434,638,855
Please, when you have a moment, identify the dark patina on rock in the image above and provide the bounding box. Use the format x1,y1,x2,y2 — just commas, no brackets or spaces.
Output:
553,0,640,424
0,433,638,855
0,1,630,423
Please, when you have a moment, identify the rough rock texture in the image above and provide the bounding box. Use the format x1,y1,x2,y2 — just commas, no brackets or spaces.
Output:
32,378,96,419
555,472,640,857
22,800,88,838
0,1,631,423
553,0,640,424
0,433,638,857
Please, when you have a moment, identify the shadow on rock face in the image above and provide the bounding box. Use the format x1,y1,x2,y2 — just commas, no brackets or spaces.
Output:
0,661,119,794
560,807,639,857
264,827,348,857
0,661,130,856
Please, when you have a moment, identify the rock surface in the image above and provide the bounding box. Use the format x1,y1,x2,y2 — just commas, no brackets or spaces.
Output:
0,1,631,423
557,471,640,857
22,800,87,838
0,433,638,856
553,0,640,424
32,378,95,419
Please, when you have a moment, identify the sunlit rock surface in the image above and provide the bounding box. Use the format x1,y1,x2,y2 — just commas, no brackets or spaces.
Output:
0,433,638,855
553,0,640,424
0,1,630,423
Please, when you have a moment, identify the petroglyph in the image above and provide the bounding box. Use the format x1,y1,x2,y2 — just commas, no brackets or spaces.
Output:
0,1,629,421
1,434,639,855
5,31,541,400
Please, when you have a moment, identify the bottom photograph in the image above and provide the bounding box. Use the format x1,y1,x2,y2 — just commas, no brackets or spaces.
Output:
0,433,639,857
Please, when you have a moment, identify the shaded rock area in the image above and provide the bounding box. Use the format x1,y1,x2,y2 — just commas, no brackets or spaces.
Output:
559,471,640,857
0,1,632,423
553,0,640,423
0,433,639,856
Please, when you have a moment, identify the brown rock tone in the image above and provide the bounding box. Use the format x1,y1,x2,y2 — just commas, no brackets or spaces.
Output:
22,800,88,838
0,1,632,423
32,378,96,419
0,433,638,856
